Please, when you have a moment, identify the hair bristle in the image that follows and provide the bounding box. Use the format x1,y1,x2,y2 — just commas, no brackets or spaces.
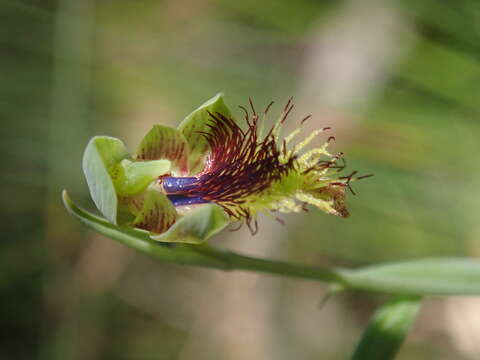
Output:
264,101,274,115
181,107,295,221
167,98,369,235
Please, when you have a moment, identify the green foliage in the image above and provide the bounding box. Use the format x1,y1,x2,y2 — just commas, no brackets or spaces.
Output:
340,258,480,295
352,296,421,360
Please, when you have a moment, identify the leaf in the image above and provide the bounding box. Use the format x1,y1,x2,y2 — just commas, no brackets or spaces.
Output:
132,188,179,234
177,93,233,175
62,190,229,268
352,296,421,360
82,136,131,224
136,125,190,175
150,203,230,244
339,258,480,295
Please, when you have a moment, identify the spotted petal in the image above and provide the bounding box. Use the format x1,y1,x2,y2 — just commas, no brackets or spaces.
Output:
151,204,229,244
136,125,189,175
132,189,179,234
177,93,234,175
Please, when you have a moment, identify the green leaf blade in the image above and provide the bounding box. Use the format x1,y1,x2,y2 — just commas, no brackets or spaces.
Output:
352,296,421,360
340,258,480,295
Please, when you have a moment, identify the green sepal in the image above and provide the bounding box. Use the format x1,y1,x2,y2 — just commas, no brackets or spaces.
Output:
177,93,234,175
151,204,229,244
136,125,190,175
132,188,179,234
110,158,171,197
82,136,131,224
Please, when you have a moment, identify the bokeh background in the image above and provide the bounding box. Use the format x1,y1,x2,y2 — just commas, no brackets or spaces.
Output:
2,0,480,359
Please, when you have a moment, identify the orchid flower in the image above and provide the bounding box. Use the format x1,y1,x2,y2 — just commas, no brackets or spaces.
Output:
82,94,370,243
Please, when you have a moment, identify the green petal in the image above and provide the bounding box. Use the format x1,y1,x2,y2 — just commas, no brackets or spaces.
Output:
177,93,234,175
151,204,229,244
136,125,190,175
82,136,131,224
132,188,179,234
110,158,171,197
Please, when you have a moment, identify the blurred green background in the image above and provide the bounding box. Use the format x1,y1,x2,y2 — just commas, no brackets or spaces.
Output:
2,0,480,359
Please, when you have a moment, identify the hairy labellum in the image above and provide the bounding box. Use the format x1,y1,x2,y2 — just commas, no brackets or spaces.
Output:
156,98,369,233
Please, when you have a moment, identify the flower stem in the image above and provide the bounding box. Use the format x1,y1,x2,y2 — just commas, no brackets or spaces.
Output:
197,246,344,283
63,190,345,285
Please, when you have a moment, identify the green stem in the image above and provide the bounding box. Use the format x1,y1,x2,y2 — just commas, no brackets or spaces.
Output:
200,246,343,283
62,191,480,296
63,190,344,285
